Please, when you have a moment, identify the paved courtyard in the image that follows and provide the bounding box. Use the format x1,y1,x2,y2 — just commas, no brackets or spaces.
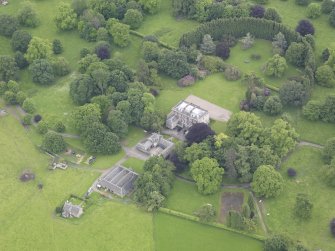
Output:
184,95,232,122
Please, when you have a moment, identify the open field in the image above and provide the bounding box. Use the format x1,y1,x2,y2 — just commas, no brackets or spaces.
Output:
0,114,154,250
264,147,335,250
154,213,263,251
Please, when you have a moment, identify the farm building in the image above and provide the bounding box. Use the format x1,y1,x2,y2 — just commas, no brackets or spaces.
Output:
166,100,210,130
136,133,174,158
62,201,83,218
97,166,138,197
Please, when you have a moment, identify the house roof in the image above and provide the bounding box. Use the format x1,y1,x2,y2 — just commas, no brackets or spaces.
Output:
62,201,83,218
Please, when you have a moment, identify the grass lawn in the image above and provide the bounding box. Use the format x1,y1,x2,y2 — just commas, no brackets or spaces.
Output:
122,157,145,174
157,74,245,115
227,39,301,89
166,179,222,218
0,114,154,250
138,0,198,47
154,213,263,251
267,0,334,55
263,147,335,250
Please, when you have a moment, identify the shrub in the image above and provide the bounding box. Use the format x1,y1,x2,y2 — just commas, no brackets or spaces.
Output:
54,121,66,133
16,91,27,106
42,132,66,154
80,48,91,58
200,34,216,55
322,48,330,62
221,35,237,48
330,218,335,237
4,91,17,105
263,96,283,115
29,59,55,85
322,0,335,14
251,165,284,198
315,65,335,88
17,2,39,27
227,210,244,230
34,114,42,123
96,27,109,42
0,14,19,37
123,9,143,29
52,39,63,54
264,235,290,251
306,3,321,19
186,123,215,144
250,5,265,18
52,57,71,77
37,120,48,134
22,114,32,126
279,80,309,106
215,42,230,60
94,41,111,60
240,33,255,50
294,193,313,219
287,168,297,177
302,100,322,121
264,8,282,23
22,99,36,114
296,20,315,36
329,8,335,27
14,51,29,69
11,30,32,53
295,0,310,6
322,137,335,164
263,54,287,77
200,56,226,73
224,66,241,81
193,204,216,222
285,42,306,67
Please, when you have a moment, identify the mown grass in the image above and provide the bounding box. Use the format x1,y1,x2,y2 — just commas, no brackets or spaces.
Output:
166,179,222,218
154,213,263,251
122,157,145,174
264,147,335,250
0,115,154,251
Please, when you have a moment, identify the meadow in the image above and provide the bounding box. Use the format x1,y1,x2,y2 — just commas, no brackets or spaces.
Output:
264,147,335,250
154,213,263,251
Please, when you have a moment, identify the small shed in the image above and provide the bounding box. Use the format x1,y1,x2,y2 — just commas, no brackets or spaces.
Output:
62,201,83,218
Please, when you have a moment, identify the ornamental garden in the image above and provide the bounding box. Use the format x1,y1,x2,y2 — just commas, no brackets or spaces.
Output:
1,0,335,250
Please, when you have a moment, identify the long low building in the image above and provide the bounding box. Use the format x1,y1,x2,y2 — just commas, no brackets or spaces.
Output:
98,166,138,197
166,100,210,130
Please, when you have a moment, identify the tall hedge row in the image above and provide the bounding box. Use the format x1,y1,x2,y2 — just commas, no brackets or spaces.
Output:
179,17,316,85
179,18,301,47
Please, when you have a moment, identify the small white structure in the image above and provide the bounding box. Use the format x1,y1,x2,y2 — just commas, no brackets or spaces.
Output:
1,0,8,6
136,133,174,158
62,201,83,218
166,101,210,130
52,162,68,170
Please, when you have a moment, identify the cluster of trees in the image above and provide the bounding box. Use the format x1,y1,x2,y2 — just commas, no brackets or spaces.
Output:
264,234,309,251
241,72,310,116
0,26,71,86
172,0,281,24
133,156,175,211
54,0,159,43
70,55,164,154
170,112,298,191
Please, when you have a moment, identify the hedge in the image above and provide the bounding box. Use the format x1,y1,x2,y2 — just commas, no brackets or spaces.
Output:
158,207,266,241
130,30,176,50
179,17,316,86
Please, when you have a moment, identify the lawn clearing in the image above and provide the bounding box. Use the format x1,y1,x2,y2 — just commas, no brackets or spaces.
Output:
0,114,154,251
166,179,221,219
122,157,145,174
154,213,263,251
264,147,335,250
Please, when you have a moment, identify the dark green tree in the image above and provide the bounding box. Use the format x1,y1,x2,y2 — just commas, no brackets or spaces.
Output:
29,59,55,85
